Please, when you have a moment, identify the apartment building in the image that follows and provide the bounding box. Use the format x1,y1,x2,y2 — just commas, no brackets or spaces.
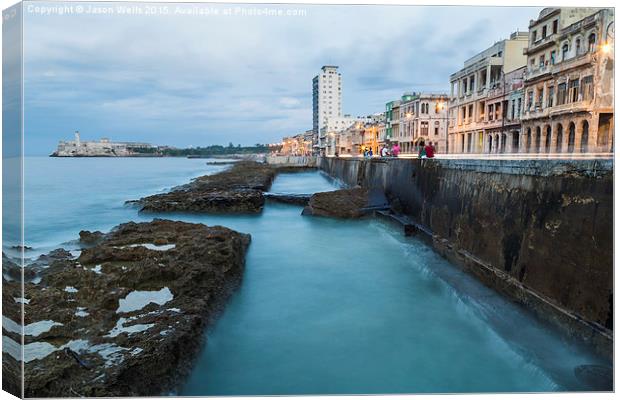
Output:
521,7,614,153
312,66,342,154
448,31,529,153
399,93,450,154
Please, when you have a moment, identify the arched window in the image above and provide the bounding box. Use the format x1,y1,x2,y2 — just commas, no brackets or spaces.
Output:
535,126,542,152
526,128,532,152
568,122,576,153
501,133,507,153
562,43,569,60
556,124,563,152
512,132,520,152
488,135,493,153
495,134,500,153
545,125,551,152
581,120,589,153
588,33,596,52
575,38,581,55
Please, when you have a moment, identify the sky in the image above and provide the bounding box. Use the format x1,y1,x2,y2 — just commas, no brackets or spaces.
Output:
22,2,540,154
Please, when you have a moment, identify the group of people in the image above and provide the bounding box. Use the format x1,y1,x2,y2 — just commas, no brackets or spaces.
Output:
377,143,400,158
417,140,436,159
353,141,437,158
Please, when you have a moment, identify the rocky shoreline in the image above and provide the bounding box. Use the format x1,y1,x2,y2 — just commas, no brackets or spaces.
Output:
128,161,277,213
129,161,320,213
2,219,250,397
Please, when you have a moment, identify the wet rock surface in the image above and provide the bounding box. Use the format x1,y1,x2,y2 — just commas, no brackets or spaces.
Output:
130,161,277,213
2,219,250,397
302,188,370,218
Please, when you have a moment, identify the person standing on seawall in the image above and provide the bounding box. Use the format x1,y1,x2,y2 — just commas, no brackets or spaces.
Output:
418,140,427,159
392,143,400,157
425,141,435,158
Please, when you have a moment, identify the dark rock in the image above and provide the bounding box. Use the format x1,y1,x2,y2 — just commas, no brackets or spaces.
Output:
2,219,251,397
11,245,33,251
79,230,105,244
303,188,370,219
205,161,238,165
132,161,277,213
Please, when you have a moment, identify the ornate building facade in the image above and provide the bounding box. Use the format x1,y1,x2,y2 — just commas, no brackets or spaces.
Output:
520,8,614,154
448,31,529,154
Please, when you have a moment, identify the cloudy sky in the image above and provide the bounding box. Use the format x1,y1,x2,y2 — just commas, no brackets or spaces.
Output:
23,2,539,154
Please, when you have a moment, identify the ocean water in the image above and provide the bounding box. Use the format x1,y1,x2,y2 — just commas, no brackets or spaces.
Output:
5,157,610,394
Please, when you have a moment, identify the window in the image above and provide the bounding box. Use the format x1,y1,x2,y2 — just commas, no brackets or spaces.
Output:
511,99,515,119
556,124,563,152
562,43,569,60
568,79,579,102
539,55,545,68
550,50,556,65
517,98,522,117
557,83,567,105
568,122,576,152
531,30,537,43
553,20,558,34
581,121,589,153
547,86,554,107
421,122,429,135
527,91,533,110
542,26,547,38
575,38,581,55
488,104,494,120
588,33,596,52
581,75,594,101
434,127,439,136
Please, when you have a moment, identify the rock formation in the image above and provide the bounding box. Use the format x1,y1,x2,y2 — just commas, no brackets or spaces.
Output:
130,161,277,213
2,219,250,397
302,188,370,218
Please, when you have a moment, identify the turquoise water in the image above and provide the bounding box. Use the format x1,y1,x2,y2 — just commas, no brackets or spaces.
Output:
9,157,609,394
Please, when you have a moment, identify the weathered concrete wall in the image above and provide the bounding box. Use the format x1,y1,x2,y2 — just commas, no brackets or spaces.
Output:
319,157,613,358
266,155,317,167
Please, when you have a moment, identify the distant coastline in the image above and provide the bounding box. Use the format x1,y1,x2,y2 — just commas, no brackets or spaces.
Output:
51,132,276,158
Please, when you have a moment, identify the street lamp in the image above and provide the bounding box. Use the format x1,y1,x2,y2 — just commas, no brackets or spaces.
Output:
601,42,612,54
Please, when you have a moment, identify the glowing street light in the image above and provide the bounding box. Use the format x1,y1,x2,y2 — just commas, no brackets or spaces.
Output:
601,42,612,54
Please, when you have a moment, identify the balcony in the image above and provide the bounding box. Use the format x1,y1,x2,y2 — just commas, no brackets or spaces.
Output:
548,100,592,116
525,64,551,81
553,52,593,73
521,105,550,121
525,34,556,55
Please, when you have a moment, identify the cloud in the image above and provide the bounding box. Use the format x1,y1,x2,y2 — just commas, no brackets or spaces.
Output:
22,2,539,154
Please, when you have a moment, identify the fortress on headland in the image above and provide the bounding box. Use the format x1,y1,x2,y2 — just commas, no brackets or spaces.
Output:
51,132,161,157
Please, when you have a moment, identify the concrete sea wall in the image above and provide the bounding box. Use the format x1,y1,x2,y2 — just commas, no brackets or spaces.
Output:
319,156,613,358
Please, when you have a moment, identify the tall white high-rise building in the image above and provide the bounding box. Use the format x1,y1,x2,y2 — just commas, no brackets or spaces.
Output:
312,65,342,153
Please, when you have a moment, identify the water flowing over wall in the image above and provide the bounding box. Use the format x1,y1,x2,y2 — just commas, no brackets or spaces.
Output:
319,157,613,358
